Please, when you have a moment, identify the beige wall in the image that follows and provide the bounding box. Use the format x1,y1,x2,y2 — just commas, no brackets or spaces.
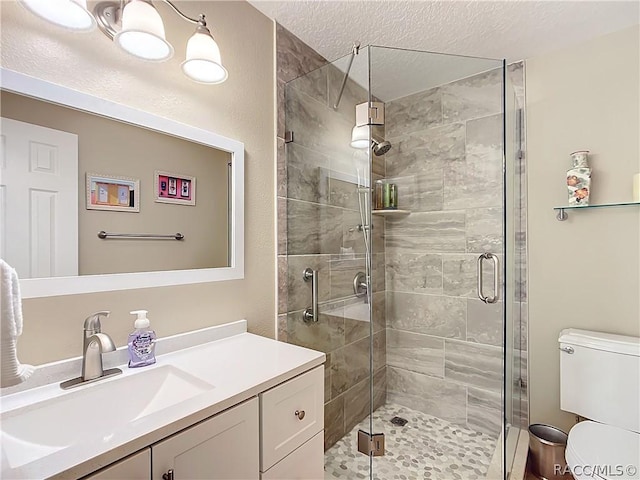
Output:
526,25,640,432
2,91,230,274
1,1,275,365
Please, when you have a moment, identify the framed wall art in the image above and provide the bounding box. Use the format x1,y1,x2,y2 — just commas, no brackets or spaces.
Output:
154,171,196,206
86,173,140,212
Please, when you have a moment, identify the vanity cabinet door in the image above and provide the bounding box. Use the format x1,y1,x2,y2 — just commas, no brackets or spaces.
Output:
83,448,150,480
151,397,259,480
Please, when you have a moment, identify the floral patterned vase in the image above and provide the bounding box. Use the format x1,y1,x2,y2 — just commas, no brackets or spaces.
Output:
567,150,591,206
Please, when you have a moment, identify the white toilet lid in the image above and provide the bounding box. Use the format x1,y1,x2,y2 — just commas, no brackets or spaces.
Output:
566,421,640,480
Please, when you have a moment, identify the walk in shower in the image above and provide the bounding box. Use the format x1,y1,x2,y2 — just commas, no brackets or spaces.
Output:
279,41,527,480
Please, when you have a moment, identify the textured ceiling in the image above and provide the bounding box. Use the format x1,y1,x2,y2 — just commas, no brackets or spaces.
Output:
251,0,640,99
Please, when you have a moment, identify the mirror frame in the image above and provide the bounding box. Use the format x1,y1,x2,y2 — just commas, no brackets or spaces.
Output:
0,68,245,298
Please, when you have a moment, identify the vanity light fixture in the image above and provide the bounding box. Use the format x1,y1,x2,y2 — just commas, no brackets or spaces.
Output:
18,0,228,84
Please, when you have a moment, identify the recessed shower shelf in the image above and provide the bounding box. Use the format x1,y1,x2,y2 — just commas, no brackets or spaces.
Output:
554,201,640,221
372,209,411,217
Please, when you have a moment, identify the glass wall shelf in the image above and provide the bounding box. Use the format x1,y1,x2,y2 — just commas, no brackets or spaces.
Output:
554,201,640,221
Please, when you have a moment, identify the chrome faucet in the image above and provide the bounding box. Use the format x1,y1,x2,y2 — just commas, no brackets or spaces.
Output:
60,311,122,390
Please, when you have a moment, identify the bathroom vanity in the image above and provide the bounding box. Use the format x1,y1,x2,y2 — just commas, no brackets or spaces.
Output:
0,321,325,479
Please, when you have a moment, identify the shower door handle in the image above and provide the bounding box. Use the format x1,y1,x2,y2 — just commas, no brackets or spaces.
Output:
303,268,319,323
477,253,499,304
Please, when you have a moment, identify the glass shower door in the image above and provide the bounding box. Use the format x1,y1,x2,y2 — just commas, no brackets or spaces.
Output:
368,46,508,479
282,48,377,479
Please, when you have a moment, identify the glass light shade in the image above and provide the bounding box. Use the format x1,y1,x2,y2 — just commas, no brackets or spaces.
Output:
114,0,173,62
181,29,228,84
350,125,370,149
19,0,96,31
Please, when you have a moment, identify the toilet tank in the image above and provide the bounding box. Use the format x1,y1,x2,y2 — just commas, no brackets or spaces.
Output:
559,329,640,433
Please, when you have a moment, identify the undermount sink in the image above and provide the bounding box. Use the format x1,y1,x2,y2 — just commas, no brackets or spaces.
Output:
0,365,214,469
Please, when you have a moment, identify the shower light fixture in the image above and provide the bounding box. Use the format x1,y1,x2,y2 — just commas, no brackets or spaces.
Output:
350,125,370,149
18,0,228,84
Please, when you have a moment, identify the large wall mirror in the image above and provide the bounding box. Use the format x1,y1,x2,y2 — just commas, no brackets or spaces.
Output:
0,69,244,298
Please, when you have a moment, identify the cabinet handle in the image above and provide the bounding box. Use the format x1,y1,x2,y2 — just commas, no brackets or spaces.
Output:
163,469,174,480
295,410,306,420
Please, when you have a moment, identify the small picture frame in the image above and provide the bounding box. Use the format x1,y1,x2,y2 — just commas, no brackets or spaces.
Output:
154,171,196,206
86,173,140,212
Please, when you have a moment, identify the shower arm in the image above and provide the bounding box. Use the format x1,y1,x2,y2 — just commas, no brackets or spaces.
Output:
333,42,361,110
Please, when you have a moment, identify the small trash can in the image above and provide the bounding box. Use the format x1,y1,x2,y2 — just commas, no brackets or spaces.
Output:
528,424,569,480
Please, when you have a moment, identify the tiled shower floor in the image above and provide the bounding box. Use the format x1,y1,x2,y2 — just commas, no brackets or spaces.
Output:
324,403,497,480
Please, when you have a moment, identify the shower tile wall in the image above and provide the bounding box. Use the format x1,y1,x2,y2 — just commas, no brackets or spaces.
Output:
383,69,506,437
276,24,387,451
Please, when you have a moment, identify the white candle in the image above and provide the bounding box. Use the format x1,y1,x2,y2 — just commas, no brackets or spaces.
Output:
634,174,640,202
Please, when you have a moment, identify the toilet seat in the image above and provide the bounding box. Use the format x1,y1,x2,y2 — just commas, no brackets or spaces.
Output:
566,421,639,480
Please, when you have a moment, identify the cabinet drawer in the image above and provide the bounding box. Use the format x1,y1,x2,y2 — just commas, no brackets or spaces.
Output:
83,449,150,480
260,366,324,471
261,431,324,480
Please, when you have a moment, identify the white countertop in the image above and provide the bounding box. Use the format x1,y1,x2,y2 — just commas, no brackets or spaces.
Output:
0,323,325,479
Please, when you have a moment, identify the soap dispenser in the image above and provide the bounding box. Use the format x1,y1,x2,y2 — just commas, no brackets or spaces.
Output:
127,310,156,368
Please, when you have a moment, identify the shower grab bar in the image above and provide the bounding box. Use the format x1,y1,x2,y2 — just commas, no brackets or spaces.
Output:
477,253,499,304
98,231,184,240
333,42,361,110
302,267,319,323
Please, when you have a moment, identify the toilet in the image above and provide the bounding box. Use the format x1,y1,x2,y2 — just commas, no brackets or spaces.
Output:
559,329,640,480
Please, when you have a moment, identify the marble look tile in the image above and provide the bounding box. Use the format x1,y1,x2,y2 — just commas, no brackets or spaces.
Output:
288,62,329,105
287,199,344,255
385,252,442,294
386,87,442,138
386,211,466,253
444,114,504,211
286,142,330,204
343,367,387,433
467,387,502,438
386,171,444,212
467,299,503,347
329,255,365,300
385,123,465,177
444,340,502,391
286,254,331,311
331,336,370,398
507,62,525,108
327,61,368,123
516,254,528,302
515,303,528,351
277,197,287,255
386,292,466,339
277,137,286,198
442,68,502,123
276,23,327,84
277,314,288,343
278,255,287,314
386,329,445,377
285,85,354,160
277,79,285,139
442,254,477,298
324,394,345,450
329,177,359,210
344,312,370,345
386,366,467,425
371,215,385,254
324,353,332,402
373,329,386,371
371,253,385,293
286,306,345,354
466,207,504,254
372,292,386,333
341,209,367,255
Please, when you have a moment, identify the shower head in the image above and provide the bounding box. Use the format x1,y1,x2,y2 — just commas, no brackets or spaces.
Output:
372,139,392,156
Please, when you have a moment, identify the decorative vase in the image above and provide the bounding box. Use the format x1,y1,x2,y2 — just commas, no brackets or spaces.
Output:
567,150,591,206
